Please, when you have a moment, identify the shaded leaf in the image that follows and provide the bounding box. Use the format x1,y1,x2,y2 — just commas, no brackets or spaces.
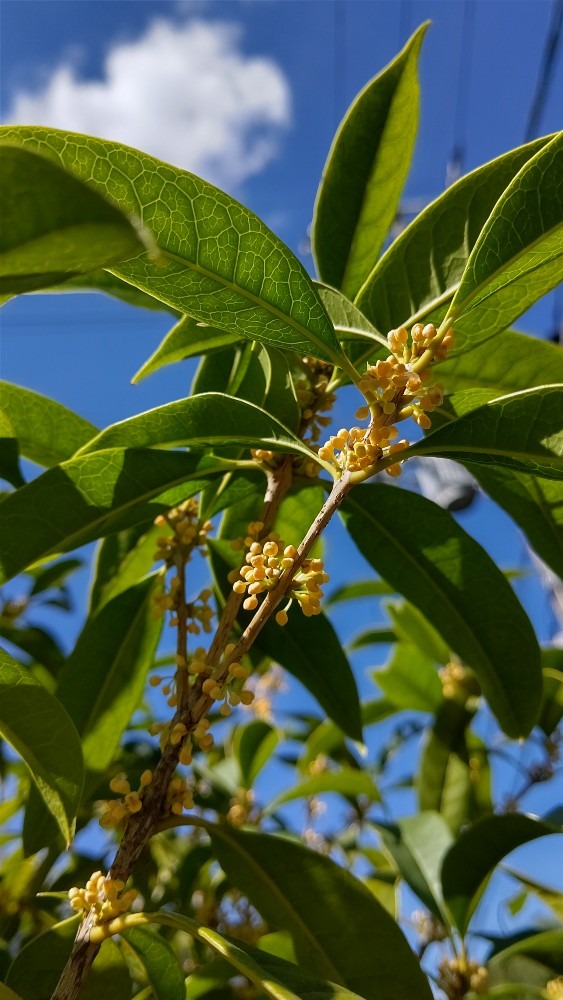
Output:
0,143,149,295
5,917,130,1000
407,386,563,479
438,329,563,397
201,824,432,999
0,381,97,468
441,814,560,933
89,523,162,612
1,127,350,369
133,314,240,383
121,926,185,1000
487,929,563,988
538,650,563,736
450,134,563,348
0,449,227,584
312,25,427,298
0,619,64,674
374,643,443,713
376,811,453,923
0,649,83,846
355,137,549,335
342,485,541,737
385,600,450,665
327,579,395,605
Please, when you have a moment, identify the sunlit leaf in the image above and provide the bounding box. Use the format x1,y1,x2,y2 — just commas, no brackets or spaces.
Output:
375,811,453,923
0,381,97,468
0,143,150,295
312,25,428,298
121,926,185,1000
133,314,240,383
267,768,380,812
374,643,442,713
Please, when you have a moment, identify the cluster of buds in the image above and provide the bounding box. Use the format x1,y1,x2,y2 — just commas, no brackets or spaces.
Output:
98,770,153,829
227,787,256,827
547,978,563,999
412,910,448,945
294,359,336,444
230,527,328,622
437,958,488,999
68,871,137,924
153,498,212,565
439,662,479,705
318,322,452,480
164,775,194,816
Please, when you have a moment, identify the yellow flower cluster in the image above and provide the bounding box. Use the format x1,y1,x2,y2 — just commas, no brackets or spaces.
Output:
294,359,336,445
318,322,452,480
547,977,563,999
165,775,194,816
230,529,328,622
99,770,153,829
439,662,478,705
154,499,212,560
68,871,137,923
227,787,256,827
438,958,488,998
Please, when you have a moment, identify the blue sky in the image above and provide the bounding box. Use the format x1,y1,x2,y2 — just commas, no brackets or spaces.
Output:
1,0,562,937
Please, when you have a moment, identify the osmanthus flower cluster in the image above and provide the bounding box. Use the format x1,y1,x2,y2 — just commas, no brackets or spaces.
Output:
437,958,489,999
319,322,453,480
68,872,138,932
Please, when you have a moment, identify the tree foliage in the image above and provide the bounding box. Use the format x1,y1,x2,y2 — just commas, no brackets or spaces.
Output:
1,25,562,1000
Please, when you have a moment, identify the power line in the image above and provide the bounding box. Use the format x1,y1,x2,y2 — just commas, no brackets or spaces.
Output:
525,0,563,140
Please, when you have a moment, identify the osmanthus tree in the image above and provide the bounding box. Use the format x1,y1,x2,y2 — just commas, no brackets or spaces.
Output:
0,22,562,1000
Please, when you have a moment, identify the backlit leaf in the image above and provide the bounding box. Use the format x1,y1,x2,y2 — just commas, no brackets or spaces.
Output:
0,381,97,468
133,314,240,383
374,643,442,713
121,926,185,1000
267,769,380,812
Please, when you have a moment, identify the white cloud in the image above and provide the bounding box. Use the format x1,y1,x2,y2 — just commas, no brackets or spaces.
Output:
5,17,291,190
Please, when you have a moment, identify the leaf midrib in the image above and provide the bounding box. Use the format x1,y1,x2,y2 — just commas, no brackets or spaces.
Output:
344,494,517,731
209,826,345,985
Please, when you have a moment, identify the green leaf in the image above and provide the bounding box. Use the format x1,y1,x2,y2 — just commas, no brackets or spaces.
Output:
89,523,162,612
406,386,563,479
0,143,150,295
0,449,227,584
0,983,22,1000
348,627,396,649
538,650,563,736
262,347,301,433
121,926,185,1000
47,269,181,315
355,136,550,335
147,910,366,1000
327,578,396,606
438,329,563,397
0,127,349,369
0,381,98,467
5,917,131,1000
467,466,563,582
77,392,317,465
267,768,380,812
385,600,450,665
487,929,563,989
441,814,560,933
341,485,542,737
450,133,563,347
255,610,362,742
133,315,240,383
315,284,388,372
57,575,162,788
0,620,64,675
376,811,454,923
201,824,433,999
416,702,489,834
0,649,83,846
374,643,443,713
504,868,563,923
312,24,428,298
233,721,279,789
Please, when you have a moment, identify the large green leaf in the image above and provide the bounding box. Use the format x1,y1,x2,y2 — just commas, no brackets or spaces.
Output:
0,449,227,584
438,330,563,397
201,824,432,999
57,575,161,787
376,811,454,923
121,926,185,1000
0,649,83,846
385,600,450,664
147,911,365,1000
0,143,150,295
470,465,563,581
374,643,443,713
441,814,560,933
133,314,240,384
450,133,563,347
47,269,181,314
76,392,317,464
5,917,130,1000
406,386,563,479
355,136,549,335
312,24,427,298
538,649,563,736
341,485,542,737
89,523,162,612
233,721,279,789
0,620,64,675
0,127,349,369
0,381,98,468
487,929,563,990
